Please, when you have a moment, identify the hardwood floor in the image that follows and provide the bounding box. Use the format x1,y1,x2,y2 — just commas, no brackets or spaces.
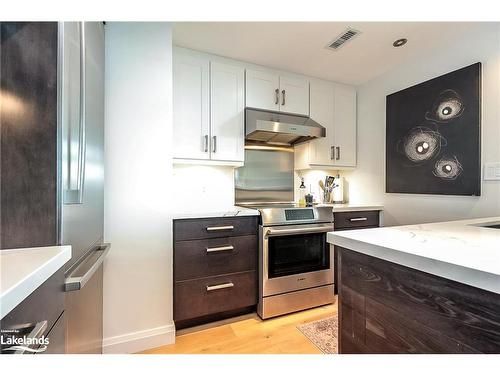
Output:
139,301,337,354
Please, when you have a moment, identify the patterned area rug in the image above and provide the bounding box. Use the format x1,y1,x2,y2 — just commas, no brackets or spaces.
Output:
297,315,338,354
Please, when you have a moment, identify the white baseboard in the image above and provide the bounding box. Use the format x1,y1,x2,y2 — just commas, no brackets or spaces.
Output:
102,322,176,354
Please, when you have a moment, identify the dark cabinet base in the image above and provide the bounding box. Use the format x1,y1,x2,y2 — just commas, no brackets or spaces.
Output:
333,210,381,294
338,247,500,353
0,267,65,354
173,217,259,329
174,270,257,323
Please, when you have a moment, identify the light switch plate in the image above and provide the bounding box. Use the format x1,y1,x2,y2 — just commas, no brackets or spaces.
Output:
484,162,500,181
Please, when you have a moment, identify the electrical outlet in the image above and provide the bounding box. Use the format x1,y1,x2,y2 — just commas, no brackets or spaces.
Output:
484,162,500,181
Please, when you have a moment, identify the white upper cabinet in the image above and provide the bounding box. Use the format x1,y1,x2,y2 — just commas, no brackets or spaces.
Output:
245,69,280,112
173,47,245,166
294,80,357,170
307,80,335,166
246,69,309,115
173,49,210,160
210,61,245,163
332,83,357,167
279,75,310,116
173,47,355,169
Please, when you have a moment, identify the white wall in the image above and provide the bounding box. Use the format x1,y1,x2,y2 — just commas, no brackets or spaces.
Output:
172,165,236,213
344,23,500,226
103,22,174,353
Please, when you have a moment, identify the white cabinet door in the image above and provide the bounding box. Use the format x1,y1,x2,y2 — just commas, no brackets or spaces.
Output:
333,84,357,167
279,75,310,116
308,80,335,166
173,50,210,160
210,62,245,162
245,69,280,112
246,69,309,115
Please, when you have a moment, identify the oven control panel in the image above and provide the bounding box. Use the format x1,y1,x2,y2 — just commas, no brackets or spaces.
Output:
284,209,315,221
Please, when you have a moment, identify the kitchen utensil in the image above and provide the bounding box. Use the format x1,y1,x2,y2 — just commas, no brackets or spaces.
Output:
326,175,335,188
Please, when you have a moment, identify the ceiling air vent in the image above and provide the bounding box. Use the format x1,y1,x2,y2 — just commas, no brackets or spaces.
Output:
326,28,361,51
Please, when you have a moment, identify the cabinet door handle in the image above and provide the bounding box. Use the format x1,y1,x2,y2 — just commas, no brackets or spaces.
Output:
336,146,340,160
330,146,335,160
206,245,234,253
203,135,209,152
282,89,286,106
212,135,217,153
349,217,368,222
275,88,279,105
206,225,234,231
206,282,234,291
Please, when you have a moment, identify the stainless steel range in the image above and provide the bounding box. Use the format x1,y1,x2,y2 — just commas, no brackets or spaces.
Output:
235,142,335,318
252,204,335,319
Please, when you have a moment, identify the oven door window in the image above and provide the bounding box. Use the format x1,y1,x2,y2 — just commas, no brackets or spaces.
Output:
267,232,329,278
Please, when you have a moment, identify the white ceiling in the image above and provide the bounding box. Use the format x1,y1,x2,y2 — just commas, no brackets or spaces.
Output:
172,22,477,85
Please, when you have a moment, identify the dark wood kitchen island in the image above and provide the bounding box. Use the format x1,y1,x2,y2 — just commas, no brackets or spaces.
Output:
328,217,500,354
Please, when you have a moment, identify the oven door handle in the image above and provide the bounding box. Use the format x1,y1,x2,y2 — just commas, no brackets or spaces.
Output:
266,225,334,237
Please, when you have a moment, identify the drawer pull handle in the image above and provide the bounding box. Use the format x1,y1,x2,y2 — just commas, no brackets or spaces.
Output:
206,245,234,253
2,320,48,354
206,225,234,231
349,217,368,222
206,282,234,291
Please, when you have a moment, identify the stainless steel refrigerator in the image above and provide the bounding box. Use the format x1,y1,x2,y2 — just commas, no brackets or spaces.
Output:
0,21,107,354
59,21,107,354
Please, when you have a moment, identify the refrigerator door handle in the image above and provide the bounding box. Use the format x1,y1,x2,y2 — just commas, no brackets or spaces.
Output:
62,22,87,205
65,243,110,292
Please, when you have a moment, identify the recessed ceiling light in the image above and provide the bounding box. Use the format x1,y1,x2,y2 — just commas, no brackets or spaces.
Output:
393,38,408,47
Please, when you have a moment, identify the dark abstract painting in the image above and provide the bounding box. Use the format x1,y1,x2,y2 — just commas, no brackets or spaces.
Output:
386,63,481,196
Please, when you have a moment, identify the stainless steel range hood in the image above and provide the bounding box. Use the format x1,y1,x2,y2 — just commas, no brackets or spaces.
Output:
245,108,326,145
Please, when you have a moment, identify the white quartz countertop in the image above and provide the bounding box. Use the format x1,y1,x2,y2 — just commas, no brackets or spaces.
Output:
0,245,71,319
317,203,384,212
173,206,260,220
327,217,500,294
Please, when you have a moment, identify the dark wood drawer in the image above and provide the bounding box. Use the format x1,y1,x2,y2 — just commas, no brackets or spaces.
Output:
174,216,258,241
175,235,257,281
174,271,257,322
0,267,64,354
334,210,380,230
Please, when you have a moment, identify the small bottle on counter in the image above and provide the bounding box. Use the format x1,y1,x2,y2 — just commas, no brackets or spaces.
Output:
298,178,306,207
305,193,314,207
